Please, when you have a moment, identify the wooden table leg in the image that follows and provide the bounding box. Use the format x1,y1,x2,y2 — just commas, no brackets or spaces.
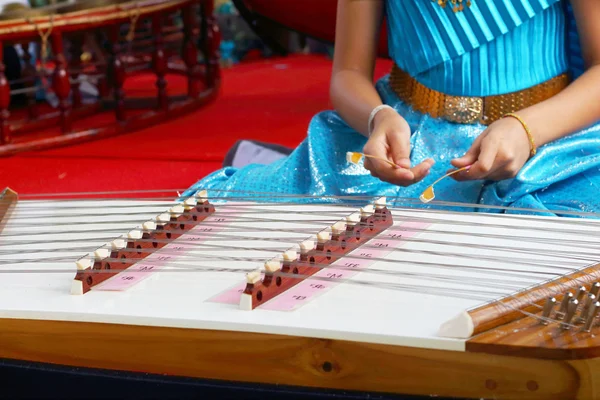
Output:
0,42,11,145
50,33,72,133
152,15,168,111
107,25,126,121
183,4,201,98
204,0,220,86
69,35,84,109
20,42,38,119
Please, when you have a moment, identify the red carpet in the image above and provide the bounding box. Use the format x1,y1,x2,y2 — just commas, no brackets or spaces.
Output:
0,54,393,196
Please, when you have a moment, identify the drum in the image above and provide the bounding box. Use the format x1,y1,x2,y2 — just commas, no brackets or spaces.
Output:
0,0,220,157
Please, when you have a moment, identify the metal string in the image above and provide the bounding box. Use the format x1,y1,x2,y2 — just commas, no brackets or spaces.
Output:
4,210,599,251
1,233,594,264
2,197,596,287
2,260,582,328
0,232,590,272
1,218,589,275
10,188,600,219
5,209,600,240
2,218,598,252
0,243,568,281
2,190,598,330
0,257,531,292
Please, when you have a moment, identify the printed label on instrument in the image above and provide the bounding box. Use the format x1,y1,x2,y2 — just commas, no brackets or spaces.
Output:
93,213,234,291
209,221,430,310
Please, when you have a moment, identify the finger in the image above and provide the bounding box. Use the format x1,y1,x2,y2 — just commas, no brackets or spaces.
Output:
451,135,483,168
486,162,519,181
378,166,415,186
462,139,499,180
409,159,435,183
363,158,377,177
381,158,434,186
387,130,411,169
363,138,414,183
485,170,509,181
362,142,390,174
445,164,473,181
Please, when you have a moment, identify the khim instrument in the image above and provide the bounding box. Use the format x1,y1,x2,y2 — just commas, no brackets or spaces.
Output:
1,186,600,399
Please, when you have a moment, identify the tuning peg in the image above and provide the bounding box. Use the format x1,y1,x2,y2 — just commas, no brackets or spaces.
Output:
583,301,600,332
562,298,579,329
540,296,556,325
578,294,597,324
558,292,574,318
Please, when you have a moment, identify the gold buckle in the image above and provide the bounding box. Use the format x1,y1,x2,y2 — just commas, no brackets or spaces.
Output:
443,95,483,124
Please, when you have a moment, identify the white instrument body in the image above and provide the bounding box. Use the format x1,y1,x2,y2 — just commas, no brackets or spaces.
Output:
1,199,598,353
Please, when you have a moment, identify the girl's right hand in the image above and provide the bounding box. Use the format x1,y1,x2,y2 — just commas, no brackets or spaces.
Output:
362,107,435,186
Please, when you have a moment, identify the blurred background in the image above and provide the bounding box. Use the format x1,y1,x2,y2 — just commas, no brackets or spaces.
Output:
0,0,391,196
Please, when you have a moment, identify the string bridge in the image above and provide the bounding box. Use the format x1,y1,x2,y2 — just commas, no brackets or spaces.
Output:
239,198,393,310
71,190,214,294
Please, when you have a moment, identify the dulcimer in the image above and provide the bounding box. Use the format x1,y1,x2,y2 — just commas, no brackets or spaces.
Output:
1,186,599,399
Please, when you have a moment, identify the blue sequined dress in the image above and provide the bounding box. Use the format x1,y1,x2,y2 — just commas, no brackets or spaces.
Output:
186,0,600,216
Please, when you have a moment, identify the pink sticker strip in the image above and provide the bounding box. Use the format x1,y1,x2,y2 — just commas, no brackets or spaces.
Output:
94,212,236,291
209,221,430,310
209,282,248,304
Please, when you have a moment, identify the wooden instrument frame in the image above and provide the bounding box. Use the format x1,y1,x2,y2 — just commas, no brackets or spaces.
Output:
0,317,599,400
0,0,220,156
2,194,599,399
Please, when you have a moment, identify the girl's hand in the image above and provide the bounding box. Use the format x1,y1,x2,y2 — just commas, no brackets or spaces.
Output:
450,117,532,181
362,107,434,186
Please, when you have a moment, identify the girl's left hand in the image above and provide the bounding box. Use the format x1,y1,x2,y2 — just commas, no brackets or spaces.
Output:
449,116,534,181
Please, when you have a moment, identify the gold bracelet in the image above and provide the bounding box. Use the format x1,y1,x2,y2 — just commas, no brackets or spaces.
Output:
503,112,537,158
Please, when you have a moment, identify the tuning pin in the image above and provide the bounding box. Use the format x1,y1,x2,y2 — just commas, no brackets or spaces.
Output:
575,286,587,302
562,299,579,329
540,297,556,325
578,294,597,324
583,301,600,332
590,282,600,298
558,292,574,318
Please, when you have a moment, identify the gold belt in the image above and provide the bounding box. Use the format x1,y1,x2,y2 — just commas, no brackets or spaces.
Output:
389,64,570,125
